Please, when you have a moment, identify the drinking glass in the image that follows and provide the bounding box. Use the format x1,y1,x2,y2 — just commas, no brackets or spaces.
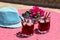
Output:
16,18,34,38
38,17,50,34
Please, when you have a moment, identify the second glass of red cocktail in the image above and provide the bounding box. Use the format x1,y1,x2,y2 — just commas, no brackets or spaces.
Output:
37,17,50,34
37,12,50,34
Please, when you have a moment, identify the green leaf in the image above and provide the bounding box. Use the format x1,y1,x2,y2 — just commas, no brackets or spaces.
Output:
25,11,31,14
36,13,40,17
24,11,31,17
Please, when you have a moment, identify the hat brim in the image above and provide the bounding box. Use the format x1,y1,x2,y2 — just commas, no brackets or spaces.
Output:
0,22,22,28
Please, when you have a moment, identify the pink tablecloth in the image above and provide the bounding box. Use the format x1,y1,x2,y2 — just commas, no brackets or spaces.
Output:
0,9,60,40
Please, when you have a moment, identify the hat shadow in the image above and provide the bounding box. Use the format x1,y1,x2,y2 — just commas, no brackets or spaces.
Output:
0,26,15,29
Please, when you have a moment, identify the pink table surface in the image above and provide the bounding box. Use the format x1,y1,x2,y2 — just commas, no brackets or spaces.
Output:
0,9,60,40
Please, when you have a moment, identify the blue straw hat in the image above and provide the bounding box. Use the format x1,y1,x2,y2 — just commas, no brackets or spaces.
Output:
0,7,24,28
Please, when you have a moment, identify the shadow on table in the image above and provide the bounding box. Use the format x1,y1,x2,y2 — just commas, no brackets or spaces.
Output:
16,32,29,38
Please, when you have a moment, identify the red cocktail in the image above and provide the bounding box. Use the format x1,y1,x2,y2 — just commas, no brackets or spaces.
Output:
21,19,34,37
38,17,50,34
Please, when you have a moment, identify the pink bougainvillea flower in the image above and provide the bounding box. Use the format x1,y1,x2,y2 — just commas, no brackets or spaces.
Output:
30,6,45,17
30,6,40,13
32,6,40,13
30,6,39,17
39,9,45,16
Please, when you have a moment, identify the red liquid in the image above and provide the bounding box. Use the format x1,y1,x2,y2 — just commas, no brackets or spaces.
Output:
22,23,34,35
38,21,50,31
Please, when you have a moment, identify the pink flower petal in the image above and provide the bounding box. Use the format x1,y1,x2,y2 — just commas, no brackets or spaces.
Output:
39,9,45,16
30,6,45,16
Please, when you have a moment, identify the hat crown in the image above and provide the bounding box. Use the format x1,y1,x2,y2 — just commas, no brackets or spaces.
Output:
0,7,20,24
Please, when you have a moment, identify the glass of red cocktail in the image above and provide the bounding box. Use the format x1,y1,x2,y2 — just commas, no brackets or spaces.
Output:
37,12,50,34
16,18,34,38
37,16,50,34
